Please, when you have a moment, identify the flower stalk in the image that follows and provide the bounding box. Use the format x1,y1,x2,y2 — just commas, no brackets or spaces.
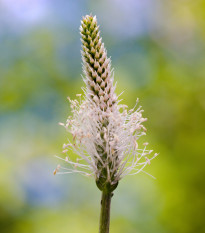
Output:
99,191,112,233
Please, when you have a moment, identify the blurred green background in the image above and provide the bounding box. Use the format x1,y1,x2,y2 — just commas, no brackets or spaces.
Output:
0,0,205,233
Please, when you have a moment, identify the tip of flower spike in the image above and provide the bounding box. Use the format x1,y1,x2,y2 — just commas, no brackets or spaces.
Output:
81,14,97,27
83,15,91,23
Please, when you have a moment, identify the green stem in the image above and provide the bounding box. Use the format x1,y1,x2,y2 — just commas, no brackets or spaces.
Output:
99,191,112,233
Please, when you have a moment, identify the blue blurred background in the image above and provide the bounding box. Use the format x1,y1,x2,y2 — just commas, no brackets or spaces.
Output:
0,0,205,232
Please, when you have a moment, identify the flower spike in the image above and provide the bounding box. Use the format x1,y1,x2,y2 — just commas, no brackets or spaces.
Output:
55,15,157,193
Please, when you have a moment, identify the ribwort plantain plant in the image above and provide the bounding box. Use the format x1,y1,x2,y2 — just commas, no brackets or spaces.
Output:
54,14,158,233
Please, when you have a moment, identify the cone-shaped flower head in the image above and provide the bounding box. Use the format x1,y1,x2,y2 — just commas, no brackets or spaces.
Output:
80,15,117,113
55,15,157,193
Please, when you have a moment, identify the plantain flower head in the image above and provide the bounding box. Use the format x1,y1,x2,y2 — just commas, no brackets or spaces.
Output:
55,15,157,193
